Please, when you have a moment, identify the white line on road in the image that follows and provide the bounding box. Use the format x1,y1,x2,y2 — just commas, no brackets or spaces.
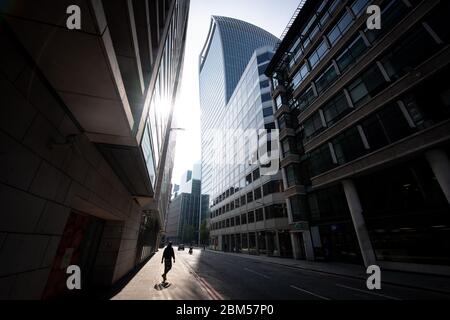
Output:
335,283,401,300
244,268,271,279
289,285,331,300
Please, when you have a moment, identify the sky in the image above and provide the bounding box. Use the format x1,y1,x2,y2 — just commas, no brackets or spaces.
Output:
171,0,301,185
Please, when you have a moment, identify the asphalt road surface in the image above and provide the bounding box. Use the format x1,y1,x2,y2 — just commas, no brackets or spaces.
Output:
178,248,450,300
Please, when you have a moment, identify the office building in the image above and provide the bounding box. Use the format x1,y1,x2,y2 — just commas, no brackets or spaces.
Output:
199,17,293,256
165,168,208,244
266,0,450,274
0,0,189,298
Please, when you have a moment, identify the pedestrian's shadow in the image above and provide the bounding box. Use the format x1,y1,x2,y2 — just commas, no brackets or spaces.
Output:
154,282,172,291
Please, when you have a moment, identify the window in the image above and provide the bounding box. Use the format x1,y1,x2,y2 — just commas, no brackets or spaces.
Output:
402,66,450,129
241,195,246,206
308,185,350,220
255,208,264,222
248,211,255,223
309,24,321,41
282,137,299,158
351,0,370,17
259,64,269,75
304,112,325,140
289,37,303,68
336,35,368,72
315,64,339,94
285,164,302,187
265,204,287,220
241,213,247,225
292,63,310,90
226,219,230,228
322,91,351,125
230,218,235,227
297,86,317,112
381,25,442,81
245,174,252,185
278,114,294,130
254,187,262,200
361,113,390,151
290,195,309,222
308,40,329,68
327,10,353,45
310,144,335,176
263,107,273,117
235,198,240,209
328,0,342,14
272,75,280,88
377,104,414,143
275,95,284,109
253,168,260,181
247,191,254,203
332,126,366,165
258,52,272,64
263,180,283,196
347,64,387,107
260,80,270,89
261,93,272,102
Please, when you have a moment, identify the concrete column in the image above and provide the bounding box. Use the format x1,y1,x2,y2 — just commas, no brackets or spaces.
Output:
265,233,270,256
274,231,281,257
290,232,300,260
302,231,315,261
342,179,376,267
426,149,450,204
247,233,250,254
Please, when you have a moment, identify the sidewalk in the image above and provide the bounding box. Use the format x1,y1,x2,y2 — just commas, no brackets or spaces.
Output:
206,249,450,295
110,250,218,300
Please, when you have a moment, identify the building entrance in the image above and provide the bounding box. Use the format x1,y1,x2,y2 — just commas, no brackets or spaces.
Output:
42,211,105,299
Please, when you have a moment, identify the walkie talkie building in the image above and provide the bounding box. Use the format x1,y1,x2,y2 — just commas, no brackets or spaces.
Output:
199,17,294,255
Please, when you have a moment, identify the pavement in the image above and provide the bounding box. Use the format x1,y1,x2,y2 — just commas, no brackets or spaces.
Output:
109,247,450,300
111,249,222,300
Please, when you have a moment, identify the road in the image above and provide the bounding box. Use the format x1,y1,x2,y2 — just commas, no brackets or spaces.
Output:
179,248,450,300
111,247,450,300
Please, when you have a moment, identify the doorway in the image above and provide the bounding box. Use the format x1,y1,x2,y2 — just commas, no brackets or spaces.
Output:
42,211,105,299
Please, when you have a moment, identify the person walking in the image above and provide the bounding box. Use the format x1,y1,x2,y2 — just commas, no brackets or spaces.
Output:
161,242,175,282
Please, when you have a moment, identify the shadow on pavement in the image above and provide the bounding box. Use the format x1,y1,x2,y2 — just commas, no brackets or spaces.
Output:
154,282,172,291
95,253,156,300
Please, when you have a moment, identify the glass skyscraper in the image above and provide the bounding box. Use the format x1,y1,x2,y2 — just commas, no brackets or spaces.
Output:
200,17,280,215
199,17,293,256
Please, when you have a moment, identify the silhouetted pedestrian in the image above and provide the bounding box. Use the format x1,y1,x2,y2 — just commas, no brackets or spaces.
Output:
161,242,175,282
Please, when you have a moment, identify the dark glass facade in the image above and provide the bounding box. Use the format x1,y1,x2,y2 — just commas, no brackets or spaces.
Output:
267,0,450,272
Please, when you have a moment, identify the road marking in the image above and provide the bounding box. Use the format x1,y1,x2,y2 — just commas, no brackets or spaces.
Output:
244,268,271,279
335,283,401,300
289,285,331,300
179,257,224,300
